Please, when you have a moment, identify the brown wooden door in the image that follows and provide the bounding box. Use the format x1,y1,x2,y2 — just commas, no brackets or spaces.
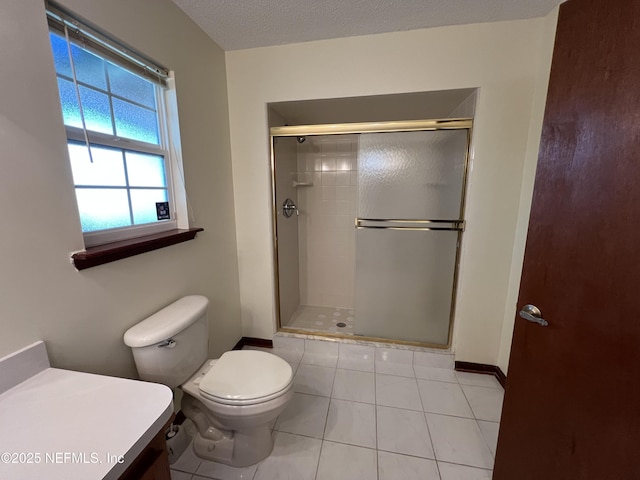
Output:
493,0,640,478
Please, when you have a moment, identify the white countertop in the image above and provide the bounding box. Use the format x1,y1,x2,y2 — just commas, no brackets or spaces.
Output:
0,342,173,480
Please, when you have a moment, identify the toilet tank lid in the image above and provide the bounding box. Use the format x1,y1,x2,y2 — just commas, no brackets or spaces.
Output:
124,295,209,348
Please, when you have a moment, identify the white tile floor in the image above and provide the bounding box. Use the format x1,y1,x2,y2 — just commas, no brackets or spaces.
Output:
170,339,502,480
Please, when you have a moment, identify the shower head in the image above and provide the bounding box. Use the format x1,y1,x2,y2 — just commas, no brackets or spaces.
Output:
297,136,306,144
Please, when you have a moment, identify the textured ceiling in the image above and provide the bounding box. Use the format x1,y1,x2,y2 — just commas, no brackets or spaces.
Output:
171,0,563,51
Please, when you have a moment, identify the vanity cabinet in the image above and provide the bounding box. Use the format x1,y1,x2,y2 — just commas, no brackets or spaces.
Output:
118,418,172,480
0,342,175,480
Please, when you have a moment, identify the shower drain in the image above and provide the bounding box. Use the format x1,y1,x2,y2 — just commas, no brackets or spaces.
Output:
336,322,347,328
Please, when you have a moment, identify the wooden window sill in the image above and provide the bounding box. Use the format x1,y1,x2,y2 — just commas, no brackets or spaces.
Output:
72,227,204,270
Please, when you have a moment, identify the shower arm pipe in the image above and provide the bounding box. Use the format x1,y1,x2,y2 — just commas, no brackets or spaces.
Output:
270,118,472,137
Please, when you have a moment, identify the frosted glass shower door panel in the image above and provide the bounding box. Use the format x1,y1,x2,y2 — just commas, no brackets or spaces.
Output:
357,130,468,220
354,228,458,344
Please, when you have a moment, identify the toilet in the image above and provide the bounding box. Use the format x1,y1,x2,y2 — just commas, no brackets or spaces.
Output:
123,295,293,467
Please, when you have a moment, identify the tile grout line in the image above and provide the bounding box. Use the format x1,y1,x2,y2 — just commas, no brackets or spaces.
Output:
313,439,325,480
249,450,259,480
373,340,379,480
459,382,481,423
458,383,498,464
412,362,441,480
376,446,437,461
373,363,379,480
436,459,495,472
315,340,337,480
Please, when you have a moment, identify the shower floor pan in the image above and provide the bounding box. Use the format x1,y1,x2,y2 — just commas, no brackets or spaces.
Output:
285,305,355,335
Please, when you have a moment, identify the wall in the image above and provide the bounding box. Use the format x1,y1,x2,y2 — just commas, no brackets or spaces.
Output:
449,91,478,118
0,0,241,377
226,11,558,365
297,135,357,310
497,9,559,373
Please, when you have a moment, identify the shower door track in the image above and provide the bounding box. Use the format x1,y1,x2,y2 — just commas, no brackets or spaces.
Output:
271,118,471,136
270,118,473,350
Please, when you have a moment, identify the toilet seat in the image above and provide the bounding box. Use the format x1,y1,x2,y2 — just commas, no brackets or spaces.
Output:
200,382,293,406
198,350,293,406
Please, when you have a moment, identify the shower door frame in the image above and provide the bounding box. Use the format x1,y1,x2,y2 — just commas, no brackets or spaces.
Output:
269,118,473,349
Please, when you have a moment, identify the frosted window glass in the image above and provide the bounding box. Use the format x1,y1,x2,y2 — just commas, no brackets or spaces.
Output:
71,45,107,90
57,77,114,134
357,130,468,220
354,229,458,345
50,33,72,77
125,152,166,187
107,63,156,109
48,28,173,239
79,86,114,135
130,189,168,225
57,78,82,128
113,98,159,144
75,188,131,232
68,143,126,186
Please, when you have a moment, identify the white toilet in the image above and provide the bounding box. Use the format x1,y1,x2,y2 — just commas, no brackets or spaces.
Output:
123,295,293,467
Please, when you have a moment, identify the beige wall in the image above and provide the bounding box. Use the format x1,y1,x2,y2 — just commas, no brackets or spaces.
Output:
497,10,558,373
226,12,558,365
449,91,477,118
0,0,241,377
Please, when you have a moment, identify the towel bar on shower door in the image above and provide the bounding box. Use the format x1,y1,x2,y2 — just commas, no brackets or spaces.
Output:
354,218,465,231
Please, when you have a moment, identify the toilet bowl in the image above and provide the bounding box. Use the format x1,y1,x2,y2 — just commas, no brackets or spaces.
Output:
123,296,293,467
180,351,293,466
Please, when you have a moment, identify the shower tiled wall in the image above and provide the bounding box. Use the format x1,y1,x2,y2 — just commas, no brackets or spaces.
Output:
297,135,358,309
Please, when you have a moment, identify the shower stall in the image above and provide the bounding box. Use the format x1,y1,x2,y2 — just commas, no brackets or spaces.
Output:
271,119,471,348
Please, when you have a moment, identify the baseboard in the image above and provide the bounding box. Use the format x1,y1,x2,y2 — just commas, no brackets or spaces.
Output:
232,337,274,350
455,361,507,388
495,367,507,387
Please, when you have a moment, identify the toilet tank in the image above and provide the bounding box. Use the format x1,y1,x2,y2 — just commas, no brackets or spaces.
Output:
124,295,209,388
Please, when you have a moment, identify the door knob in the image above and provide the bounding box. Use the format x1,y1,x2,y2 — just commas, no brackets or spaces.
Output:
519,304,548,326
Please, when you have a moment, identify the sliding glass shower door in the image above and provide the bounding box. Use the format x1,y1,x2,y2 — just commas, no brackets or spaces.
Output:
354,130,469,345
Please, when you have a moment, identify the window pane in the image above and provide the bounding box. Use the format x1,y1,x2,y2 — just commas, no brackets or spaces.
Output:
130,189,168,225
75,188,131,232
70,44,107,90
57,78,82,128
57,80,114,134
50,33,72,77
68,143,126,186
79,86,114,135
125,152,166,187
107,63,156,109
113,98,159,144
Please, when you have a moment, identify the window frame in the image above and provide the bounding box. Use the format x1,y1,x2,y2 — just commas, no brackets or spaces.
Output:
46,8,185,248
62,79,178,247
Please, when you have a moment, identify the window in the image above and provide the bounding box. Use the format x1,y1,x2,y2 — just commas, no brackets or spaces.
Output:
46,3,183,247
